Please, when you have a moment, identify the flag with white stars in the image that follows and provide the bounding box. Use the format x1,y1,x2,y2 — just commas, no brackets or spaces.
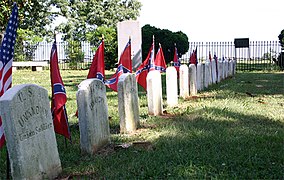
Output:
0,2,18,149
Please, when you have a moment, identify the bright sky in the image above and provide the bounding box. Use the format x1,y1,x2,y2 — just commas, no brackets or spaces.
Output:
137,0,284,42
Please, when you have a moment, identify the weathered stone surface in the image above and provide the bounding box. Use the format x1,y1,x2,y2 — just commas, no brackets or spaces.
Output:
204,62,210,88
147,70,163,115
166,67,178,107
77,79,110,154
0,84,61,179
196,63,203,91
224,59,229,78
117,20,142,71
211,59,217,84
208,61,213,85
179,64,189,98
188,64,197,96
118,73,140,133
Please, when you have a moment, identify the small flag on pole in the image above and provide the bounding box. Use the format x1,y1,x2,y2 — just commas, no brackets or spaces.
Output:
154,43,167,73
50,36,71,140
87,39,105,80
135,36,155,91
173,44,180,74
0,2,18,149
105,38,132,92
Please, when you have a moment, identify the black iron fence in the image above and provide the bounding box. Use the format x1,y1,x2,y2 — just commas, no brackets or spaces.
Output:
181,41,283,71
26,40,283,71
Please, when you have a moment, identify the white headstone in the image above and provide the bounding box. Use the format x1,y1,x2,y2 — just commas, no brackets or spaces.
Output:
188,64,197,96
204,62,210,88
232,59,237,75
224,59,229,78
179,64,189,98
196,63,203,91
118,73,140,133
228,60,233,77
0,84,61,179
77,79,110,154
166,67,178,107
211,59,217,84
117,20,142,71
208,61,213,85
147,70,163,115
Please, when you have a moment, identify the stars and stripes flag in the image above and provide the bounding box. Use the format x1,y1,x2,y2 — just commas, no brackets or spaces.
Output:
105,39,132,92
135,37,155,91
173,44,180,74
50,37,71,140
154,43,167,73
87,39,105,80
0,2,18,149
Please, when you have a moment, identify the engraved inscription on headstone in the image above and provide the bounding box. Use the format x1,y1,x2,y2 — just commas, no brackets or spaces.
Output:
77,79,110,154
0,84,61,179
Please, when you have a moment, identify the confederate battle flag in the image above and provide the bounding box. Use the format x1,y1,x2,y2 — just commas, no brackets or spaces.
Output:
50,37,71,140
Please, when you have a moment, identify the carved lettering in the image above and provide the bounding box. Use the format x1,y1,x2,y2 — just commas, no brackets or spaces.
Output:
18,106,48,128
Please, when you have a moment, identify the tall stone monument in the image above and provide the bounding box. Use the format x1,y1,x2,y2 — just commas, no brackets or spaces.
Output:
118,73,140,133
117,20,142,71
77,79,110,154
0,84,62,179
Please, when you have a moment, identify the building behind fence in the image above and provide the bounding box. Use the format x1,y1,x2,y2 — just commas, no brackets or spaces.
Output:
30,40,282,71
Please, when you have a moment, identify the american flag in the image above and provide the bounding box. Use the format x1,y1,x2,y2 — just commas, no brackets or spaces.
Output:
0,3,18,149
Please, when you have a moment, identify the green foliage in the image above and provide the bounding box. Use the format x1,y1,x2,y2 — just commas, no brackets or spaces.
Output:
276,30,284,70
86,26,118,70
142,24,189,63
55,0,142,41
65,40,84,69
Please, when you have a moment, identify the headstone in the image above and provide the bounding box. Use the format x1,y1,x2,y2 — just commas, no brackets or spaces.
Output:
200,63,205,90
222,60,226,80
207,61,213,85
211,59,217,83
77,79,110,154
188,64,197,96
147,70,163,115
118,73,140,133
117,20,142,71
0,84,61,179
224,59,229,78
232,59,237,75
179,64,189,98
204,62,210,88
166,67,178,107
228,60,233,77
218,60,223,82
196,63,203,91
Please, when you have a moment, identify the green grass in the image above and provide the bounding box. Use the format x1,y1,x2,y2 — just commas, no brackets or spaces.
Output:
1,70,284,179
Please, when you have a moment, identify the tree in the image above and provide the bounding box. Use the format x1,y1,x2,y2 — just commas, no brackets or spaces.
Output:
275,29,284,70
142,24,189,64
1,0,57,61
53,0,141,68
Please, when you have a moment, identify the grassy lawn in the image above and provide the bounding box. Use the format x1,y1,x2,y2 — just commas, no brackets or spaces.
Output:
0,69,283,179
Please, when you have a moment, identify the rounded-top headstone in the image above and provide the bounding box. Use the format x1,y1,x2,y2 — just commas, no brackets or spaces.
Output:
0,84,61,179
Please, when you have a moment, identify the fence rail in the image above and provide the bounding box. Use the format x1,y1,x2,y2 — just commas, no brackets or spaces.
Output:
181,41,283,71
23,40,283,71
